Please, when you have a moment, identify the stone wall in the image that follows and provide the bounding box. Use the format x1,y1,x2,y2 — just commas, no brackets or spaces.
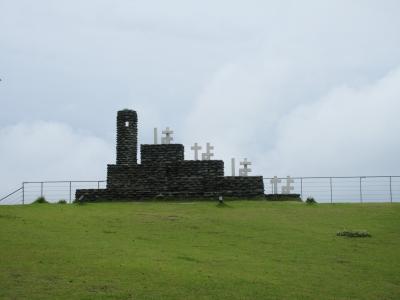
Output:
221,176,265,197
141,144,184,164
76,175,264,201
106,160,224,194
107,164,168,194
166,160,224,177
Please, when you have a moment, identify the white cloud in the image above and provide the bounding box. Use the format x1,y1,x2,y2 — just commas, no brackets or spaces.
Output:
183,59,400,177
262,67,400,176
0,122,113,194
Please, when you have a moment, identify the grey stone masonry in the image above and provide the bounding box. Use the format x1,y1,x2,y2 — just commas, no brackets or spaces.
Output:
220,177,265,197
116,109,138,165
141,144,184,164
76,109,265,201
166,160,224,177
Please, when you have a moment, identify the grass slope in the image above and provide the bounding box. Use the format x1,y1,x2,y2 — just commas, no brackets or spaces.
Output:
0,201,399,299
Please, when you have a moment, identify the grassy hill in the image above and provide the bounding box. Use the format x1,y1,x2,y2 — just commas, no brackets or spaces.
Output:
0,201,399,299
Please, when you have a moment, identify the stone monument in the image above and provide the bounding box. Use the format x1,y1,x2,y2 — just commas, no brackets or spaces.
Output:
76,109,264,201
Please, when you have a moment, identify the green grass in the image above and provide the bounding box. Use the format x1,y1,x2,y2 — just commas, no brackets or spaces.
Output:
0,201,399,299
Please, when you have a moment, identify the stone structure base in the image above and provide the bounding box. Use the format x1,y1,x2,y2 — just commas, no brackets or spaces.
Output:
264,194,302,201
76,175,264,202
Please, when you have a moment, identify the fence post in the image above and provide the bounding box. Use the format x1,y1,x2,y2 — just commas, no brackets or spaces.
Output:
300,177,303,199
389,176,393,203
97,181,100,189
271,181,273,194
40,182,44,198
22,182,25,205
330,177,333,204
359,177,363,203
69,181,72,204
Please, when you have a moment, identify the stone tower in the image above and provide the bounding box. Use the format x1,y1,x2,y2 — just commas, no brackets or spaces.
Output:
116,109,138,165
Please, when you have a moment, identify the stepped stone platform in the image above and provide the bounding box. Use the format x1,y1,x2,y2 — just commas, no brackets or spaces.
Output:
76,109,264,201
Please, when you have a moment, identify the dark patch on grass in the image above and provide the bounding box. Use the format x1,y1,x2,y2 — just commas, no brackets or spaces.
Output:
305,197,317,204
216,202,232,208
32,196,48,204
336,259,350,264
136,236,151,241
177,256,201,263
205,231,223,235
0,214,18,219
337,230,371,238
87,284,116,293
10,273,22,278
74,200,87,205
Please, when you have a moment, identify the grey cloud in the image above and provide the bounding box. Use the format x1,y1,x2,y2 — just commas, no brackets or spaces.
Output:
0,121,113,193
262,66,400,176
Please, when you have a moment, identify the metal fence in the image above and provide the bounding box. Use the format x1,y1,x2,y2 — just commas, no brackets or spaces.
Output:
264,176,400,203
0,181,106,205
1,176,399,205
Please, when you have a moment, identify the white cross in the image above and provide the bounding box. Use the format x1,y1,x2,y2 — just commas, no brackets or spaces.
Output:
153,128,158,144
282,176,294,194
161,127,174,144
191,143,202,160
201,143,214,160
239,158,252,176
270,176,281,194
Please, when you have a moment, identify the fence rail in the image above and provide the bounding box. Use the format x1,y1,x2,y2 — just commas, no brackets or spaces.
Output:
1,176,399,205
0,181,106,205
263,176,400,203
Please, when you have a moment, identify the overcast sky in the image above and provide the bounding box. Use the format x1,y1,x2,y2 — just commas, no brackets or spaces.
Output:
1,0,400,194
